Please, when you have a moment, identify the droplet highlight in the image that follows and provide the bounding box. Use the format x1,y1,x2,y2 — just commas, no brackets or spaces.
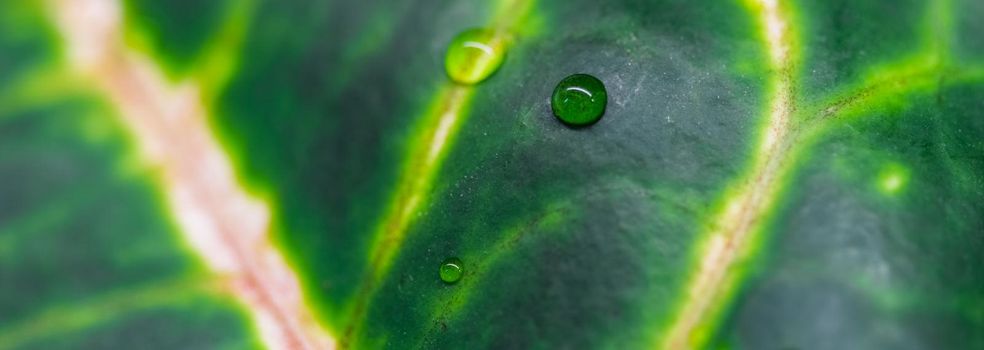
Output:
551,73,608,126
439,257,463,284
444,28,505,85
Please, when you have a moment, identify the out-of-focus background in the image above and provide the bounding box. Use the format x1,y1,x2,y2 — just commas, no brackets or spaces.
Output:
1,0,328,348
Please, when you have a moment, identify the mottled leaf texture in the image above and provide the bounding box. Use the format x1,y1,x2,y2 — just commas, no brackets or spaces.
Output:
1,0,982,349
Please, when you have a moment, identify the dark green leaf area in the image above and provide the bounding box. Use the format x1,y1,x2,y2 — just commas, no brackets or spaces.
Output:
123,0,233,75
0,3,58,87
213,0,497,324
717,84,984,350
0,93,257,349
797,0,928,97
954,0,984,62
345,0,771,347
16,296,262,350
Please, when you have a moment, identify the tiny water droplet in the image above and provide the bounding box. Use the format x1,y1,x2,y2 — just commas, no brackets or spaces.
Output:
439,257,463,284
551,73,607,126
445,28,505,85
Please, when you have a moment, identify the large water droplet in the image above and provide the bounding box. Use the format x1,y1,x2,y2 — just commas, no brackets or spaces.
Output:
551,74,608,126
445,28,505,85
439,257,463,284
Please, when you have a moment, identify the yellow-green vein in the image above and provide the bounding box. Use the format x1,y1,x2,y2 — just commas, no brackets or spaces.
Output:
339,0,537,346
47,0,334,348
660,0,800,348
0,277,223,348
658,0,979,348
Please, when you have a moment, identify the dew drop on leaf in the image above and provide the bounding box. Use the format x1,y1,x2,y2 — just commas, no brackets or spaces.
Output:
439,257,463,284
551,73,608,126
444,28,505,85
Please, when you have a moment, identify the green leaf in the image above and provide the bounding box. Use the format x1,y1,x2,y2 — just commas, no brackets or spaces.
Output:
2,0,983,349
0,3,262,349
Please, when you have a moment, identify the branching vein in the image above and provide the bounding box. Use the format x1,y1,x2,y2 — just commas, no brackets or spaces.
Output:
661,0,798,348
337,0,536,346
49,0,334,349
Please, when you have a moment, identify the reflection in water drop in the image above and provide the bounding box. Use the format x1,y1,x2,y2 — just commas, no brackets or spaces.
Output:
551,73,608,126
444,28,506,85
439,257,463,284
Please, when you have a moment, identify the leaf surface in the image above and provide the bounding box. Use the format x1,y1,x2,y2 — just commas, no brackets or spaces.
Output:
1,0,983,349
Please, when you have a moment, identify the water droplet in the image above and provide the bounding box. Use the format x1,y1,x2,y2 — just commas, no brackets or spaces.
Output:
551,73,608,126
439,257,463,284
445,28,505,85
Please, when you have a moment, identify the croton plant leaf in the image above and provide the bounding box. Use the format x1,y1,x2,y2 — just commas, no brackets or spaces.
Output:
1,0,983,349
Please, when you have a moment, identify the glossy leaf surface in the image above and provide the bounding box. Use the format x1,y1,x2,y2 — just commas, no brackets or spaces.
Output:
1,0,983,349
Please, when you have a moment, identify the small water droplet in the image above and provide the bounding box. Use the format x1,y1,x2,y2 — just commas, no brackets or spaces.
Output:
445,28,505,85
439,257,463,284
551,74,608,126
